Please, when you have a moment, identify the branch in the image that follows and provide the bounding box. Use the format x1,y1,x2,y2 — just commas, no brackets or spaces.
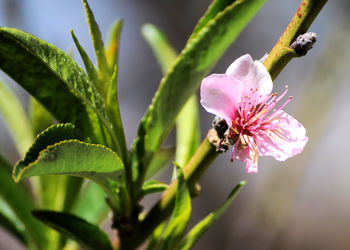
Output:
120,0,328,248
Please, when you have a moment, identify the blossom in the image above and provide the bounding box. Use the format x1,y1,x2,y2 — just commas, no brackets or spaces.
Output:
200,54,308,173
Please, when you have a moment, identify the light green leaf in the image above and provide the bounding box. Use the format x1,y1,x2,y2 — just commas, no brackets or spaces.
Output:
141,24,178,73
146,147,174,180
177,181,246,250
13,140,124,199
0,78,33,157
0,27,121,155
0,153,45,248
106,19,123,71
132,0,267,185
30,98,53,136
32,210,113,250
71,29,101,93
175,95,200,167
82,0,110,87
141,24,200,169
141,180,168,197
157,166,191,250
106,66,128,169
72,181,109,224
0,210,26,245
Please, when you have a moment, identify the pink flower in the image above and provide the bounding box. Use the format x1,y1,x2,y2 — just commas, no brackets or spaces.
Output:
200,54,308,173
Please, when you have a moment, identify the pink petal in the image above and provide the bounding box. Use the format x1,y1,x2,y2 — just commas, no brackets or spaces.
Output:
200,74,243,125
225,54,273,97
257,111,308,161
235,135,259,173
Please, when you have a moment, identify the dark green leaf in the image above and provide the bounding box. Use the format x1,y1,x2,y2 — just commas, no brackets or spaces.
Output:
32,210,113,250
177,181,246,250
132,0,267,184
0,27,120,153
189,0,236,41
141,180,168,197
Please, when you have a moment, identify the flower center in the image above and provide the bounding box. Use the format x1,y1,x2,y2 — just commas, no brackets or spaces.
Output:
229,86,292,161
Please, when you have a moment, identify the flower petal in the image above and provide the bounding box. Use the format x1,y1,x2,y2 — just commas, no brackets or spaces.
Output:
200,74,243,125
235,135,259,173
225,54,273,97
257,111,308,161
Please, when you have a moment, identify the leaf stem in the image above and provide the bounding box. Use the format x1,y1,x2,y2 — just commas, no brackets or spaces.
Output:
121,0,328,248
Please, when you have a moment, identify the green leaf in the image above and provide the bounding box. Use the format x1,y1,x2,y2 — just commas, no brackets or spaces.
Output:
0,78,33,157
30,98,53,136
132,0,267,184
32,210,113,250
106,66,128,171
157,166,191,250
71,29,101,93
0,211,26,244
141,180,168,197
0,153,45,248
177,181,246,250
141,24,178,73
146,222,166,250
13,140,124,191
106,19,123,71
0,27,121,154
189,0,236,41
82,0,110,86
146,147,174,180
175,95,201,167
141,24,200,168
72,181,109,224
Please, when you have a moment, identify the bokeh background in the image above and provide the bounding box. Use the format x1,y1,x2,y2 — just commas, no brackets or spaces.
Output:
1,0,349,249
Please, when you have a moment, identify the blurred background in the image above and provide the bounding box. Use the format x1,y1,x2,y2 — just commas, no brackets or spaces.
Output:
0,0,349,249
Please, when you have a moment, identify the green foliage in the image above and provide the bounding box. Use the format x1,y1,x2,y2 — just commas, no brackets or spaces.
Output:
0,78,33,157
177,181,246,250
152,166,191,250
71,29,101,92
106,19,123,71
72,181,109,224
32,210,113,250
145,147,174,180
141,24,201,168
0,153,45,248
81,0,110,87
132,0,267,187
141,180,169,197
30,98,53,136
